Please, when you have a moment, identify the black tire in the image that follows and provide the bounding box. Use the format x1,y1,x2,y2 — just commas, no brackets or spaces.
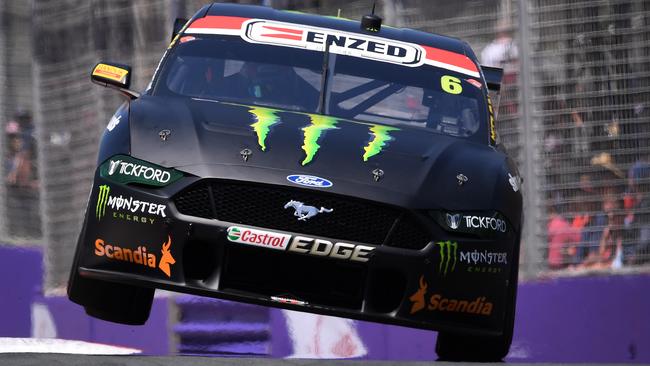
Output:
67,212,154,325
69,272,154,325
435,233,521,362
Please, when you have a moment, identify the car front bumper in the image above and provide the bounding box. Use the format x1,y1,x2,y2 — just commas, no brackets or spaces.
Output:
74,169,517,336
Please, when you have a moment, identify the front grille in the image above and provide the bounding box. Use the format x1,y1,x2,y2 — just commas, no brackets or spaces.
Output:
386,214,433,250
174,180,432,249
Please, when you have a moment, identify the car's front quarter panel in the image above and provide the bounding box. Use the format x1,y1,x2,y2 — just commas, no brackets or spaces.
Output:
74,136,521,337
97,102,131,164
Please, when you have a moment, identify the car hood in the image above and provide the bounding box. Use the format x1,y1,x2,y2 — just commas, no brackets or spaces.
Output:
129,96,512,211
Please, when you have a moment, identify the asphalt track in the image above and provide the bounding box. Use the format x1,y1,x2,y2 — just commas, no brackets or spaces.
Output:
0,354,634,366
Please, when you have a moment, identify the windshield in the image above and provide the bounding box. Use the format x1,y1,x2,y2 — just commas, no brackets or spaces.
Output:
153,36,488,141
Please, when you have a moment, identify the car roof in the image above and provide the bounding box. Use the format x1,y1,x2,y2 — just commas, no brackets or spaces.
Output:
202,3,477,62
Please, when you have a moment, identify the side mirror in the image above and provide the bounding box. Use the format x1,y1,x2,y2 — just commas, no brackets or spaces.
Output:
91,62,140,99
172,18,189,41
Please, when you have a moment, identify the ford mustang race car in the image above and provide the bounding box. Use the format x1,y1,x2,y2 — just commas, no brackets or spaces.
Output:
68,3,522,361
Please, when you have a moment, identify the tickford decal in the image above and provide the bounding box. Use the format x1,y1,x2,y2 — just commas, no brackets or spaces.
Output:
301,114,339,165
363,125,399,161
249,106,281,151
100,155,183,187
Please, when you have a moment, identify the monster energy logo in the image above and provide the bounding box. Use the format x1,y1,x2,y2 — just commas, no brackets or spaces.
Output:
437,240,458,276
96,185,110,220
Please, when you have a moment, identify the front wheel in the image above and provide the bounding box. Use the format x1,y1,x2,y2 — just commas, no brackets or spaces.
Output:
69,269,154,325
67,212,154,325
435,326,514,362
435,232,520,362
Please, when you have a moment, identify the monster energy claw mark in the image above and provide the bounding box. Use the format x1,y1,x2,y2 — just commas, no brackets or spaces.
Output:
249,106,281,151
301,115,339,165
437,240,457,276
363,125,399,161
96,185,111,220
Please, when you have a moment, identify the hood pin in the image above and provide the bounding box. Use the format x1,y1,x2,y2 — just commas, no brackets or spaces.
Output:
456,173,468,186
372,168,384,182
240,148,252,162
159,129,171,141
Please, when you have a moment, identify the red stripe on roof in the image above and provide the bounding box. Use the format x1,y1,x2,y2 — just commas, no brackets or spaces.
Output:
188,16,249,30
422,45,478,73
262,25,303,35
260,33,303,41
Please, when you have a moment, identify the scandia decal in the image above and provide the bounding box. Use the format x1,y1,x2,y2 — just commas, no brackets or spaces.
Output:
94,235,175,278
409,276,493,316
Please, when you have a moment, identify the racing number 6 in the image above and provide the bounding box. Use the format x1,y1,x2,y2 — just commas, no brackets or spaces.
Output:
441,75,462,95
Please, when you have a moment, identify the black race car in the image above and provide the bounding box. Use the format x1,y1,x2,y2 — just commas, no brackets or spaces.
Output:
68,3,522,361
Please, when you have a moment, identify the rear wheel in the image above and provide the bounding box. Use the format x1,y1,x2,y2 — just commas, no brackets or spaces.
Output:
435,233,520,362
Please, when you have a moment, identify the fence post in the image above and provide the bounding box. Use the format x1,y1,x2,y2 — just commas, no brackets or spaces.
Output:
517,0,542,279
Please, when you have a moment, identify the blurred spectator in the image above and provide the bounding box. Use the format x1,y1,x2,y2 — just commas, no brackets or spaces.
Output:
5,110,41,239
481,20,519,117
579,195,624,269
481,20,518,68
547,194,580,270
572,154,627,270
626,159,650,264
5,121,36,189
571,174,599,263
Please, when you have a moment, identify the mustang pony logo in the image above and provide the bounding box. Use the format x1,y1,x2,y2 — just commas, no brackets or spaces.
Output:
284,200,333,221
158,235,175,277
409,276,428,314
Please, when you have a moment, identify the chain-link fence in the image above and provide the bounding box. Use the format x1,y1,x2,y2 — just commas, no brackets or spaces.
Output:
0,0,648,289
285,0,650,279
31,0,217,290
525,0,650,277
0,2,40,245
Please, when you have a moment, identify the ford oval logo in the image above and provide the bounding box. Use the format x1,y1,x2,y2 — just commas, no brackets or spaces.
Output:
286,175,333,188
